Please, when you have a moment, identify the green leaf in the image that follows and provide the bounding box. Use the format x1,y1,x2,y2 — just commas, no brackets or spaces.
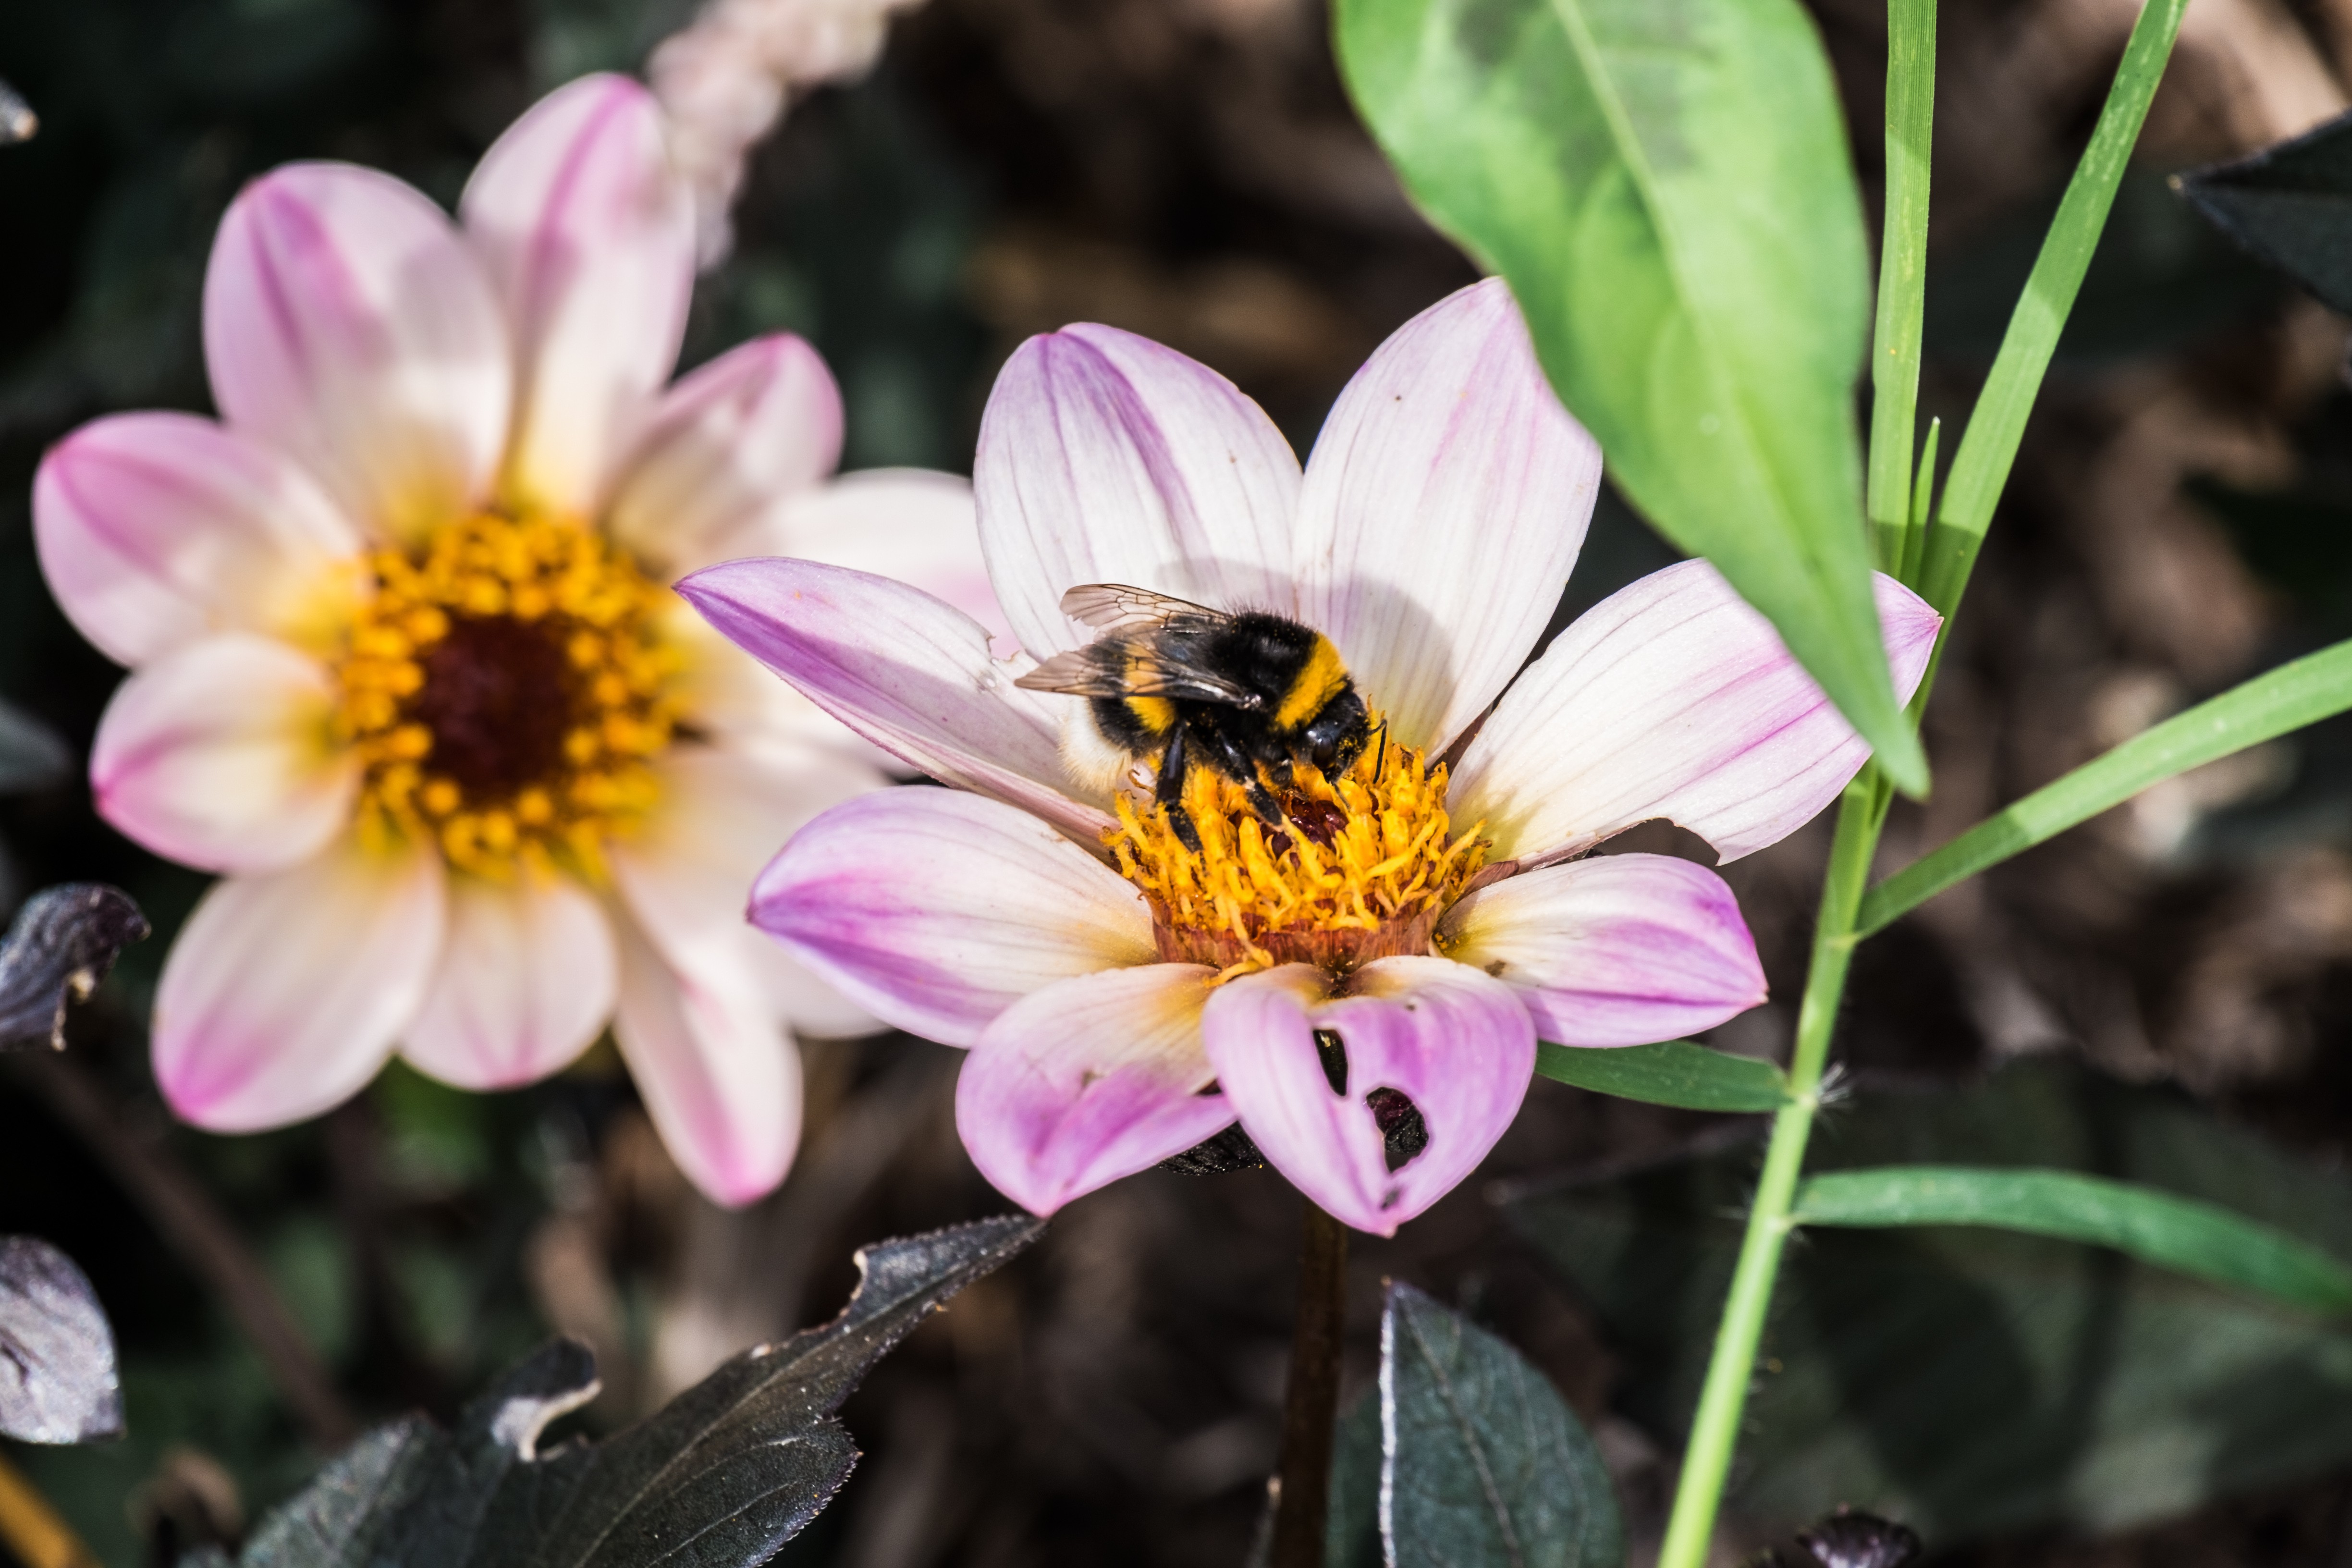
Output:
1335,0,1926,795
228,1216,1043,1568
1535,1040,1787,1113
1866,0,1936,571
1383,1283,1624,1568
1916,0,2191,619
1323,1395,1383,1568
1793,1166,2352,1317
1499,1058,2352,1540
2177,108,2352,316
1857,637,2352,933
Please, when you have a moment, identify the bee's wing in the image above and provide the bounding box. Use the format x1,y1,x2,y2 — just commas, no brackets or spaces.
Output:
1058,583,1224,631
1014,638,1264,709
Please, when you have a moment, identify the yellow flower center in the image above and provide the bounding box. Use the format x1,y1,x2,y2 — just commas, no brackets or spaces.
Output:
1106,721,1487,981
331,512,682,881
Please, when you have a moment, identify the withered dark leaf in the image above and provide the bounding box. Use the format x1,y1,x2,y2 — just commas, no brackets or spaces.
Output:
0,885,149,1050
1795,1510,1923,1568
227,1215,1043,1568
0,1235,124,1443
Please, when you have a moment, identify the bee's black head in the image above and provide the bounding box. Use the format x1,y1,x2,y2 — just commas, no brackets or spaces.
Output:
1300,684,1369,775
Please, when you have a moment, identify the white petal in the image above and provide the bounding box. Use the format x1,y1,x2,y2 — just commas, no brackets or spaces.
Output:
610,899,802,1208
1454,562,1942,864
605,332,842,576
1294,278,1601,755
91,634,357,875
749,787,1156,1047
204,162,509,541
768,468,1014,652
973,323,1303,658
154,834,444,1131
464,74,697,517
35,413,366,666
402,874,618,1089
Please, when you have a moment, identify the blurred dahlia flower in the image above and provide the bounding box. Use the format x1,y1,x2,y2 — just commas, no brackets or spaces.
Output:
682,279,1942,1235
35,74,998,1206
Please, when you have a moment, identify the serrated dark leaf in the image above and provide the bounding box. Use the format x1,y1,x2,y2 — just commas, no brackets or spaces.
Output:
1382,1283,1623,1568
1500,1059,2352,1540
0,1235,122,1442
229,1215,1042,1568
2177,109,2352,314
0,885,149,1050
0,698,70,793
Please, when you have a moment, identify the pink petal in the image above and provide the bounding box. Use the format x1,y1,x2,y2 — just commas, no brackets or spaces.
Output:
973,323,1302,658
678,557,1113,843
748,787,1156,1047
769,469,1014,653
1294,279,1602,756
1437,853,1766,1045
91,634,358,875
205,163,509,541
609,742,884,1039
35,413,366,666
401,873,617,1089
605,332,843,576
610,900,799,1208
1203,957,1536,1236
462,74,696,517
1454,562,1941,865
955,963,1232,1216
155,834,444,1131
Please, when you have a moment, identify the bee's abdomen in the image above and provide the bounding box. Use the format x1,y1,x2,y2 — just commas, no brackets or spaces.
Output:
1092,694,1174,751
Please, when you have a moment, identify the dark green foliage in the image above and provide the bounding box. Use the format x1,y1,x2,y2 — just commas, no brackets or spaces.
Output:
1501,1059,2352,1540
2178,109,2352,315
0,883,146,1049
208,1217,1040,1568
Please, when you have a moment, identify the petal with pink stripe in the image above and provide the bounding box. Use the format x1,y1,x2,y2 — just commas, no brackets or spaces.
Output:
463,73,696,517
155,834,444,1132
34,413,365,667
205,162,509,542
680,557,1111,843
1294,279,1601,757
1203,957,1535,1236
956,963,1231,1216
402,873,616,1089
974,323,1302,657
749,787,1155,1048
1437,853,1767,1046
1454,561,1941,865
91,634,358,876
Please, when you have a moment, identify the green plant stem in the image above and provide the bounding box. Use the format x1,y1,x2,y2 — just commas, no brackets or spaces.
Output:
1655,777,1886,1568
1867,0,1936,575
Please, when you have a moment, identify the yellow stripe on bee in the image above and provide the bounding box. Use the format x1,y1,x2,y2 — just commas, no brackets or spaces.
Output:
1126,694,1178,734
1272,635,1347,731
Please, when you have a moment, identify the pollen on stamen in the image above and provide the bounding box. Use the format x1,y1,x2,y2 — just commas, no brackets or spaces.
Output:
1105,718,1487,980
331,513,683,882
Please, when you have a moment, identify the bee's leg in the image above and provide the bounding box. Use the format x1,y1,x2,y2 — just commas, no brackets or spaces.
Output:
1200,724,1286,827
1157,727,1203,854
1371,720,1390,784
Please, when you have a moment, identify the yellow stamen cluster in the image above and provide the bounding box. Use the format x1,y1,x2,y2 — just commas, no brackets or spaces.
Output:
333,512,681,880
1107,724,1486,980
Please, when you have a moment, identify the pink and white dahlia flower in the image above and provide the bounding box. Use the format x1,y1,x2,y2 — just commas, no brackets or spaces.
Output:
682,278,1940,1235
34,73,999,1206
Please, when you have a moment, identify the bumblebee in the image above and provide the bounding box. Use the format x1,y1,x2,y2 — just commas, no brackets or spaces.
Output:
1016,584,1372,852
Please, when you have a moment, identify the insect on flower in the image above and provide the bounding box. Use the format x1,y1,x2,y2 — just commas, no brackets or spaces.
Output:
34,74,1002,1207
683,278,1942,1234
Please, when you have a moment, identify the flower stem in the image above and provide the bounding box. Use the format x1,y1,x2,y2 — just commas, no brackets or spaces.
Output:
1271,1201,1349,1568
1654,776,1887,1568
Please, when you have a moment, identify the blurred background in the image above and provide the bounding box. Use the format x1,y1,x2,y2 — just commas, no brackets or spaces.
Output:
8,0,2352,1563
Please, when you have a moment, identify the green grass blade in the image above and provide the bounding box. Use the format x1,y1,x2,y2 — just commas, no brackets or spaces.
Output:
1859,637,2352,933
1794,1165,2352,1316
1535,1040,1788,1113
1867,0,1936,573
1917,0,2191,619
